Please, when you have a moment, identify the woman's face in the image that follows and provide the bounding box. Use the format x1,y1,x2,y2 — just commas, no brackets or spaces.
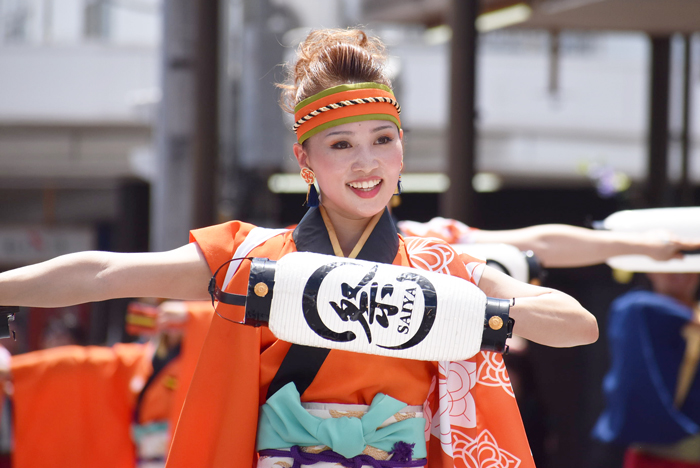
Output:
646,272,700,304
294,120,403,220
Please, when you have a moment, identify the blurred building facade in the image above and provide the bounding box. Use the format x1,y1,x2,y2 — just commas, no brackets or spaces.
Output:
3,1,698,249
0,0,159,253
0,0,159,346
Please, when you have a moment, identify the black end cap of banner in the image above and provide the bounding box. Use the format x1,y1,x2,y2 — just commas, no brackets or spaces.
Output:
245,258,277,327
481,298,514,354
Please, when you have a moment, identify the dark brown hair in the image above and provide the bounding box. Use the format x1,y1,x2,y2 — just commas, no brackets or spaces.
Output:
278,29,392,113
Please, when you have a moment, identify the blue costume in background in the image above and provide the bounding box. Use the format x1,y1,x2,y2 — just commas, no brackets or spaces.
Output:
593,290,700,445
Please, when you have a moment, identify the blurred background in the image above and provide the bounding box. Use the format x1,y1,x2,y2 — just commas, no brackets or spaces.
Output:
0,0,698,466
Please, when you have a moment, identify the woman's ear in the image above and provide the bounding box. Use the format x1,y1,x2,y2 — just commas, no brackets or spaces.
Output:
293,142,308,169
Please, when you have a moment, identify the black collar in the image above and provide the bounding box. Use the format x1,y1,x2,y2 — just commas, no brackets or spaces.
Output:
292,207,399,264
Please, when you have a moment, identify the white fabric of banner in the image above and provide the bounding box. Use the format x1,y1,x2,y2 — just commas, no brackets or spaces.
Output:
267,252,486,362
603,207,700,272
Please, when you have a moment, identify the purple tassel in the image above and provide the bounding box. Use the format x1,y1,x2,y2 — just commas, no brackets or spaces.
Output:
389,441,415,463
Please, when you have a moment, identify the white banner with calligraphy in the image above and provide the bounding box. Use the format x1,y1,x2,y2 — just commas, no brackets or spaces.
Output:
267,252,486,362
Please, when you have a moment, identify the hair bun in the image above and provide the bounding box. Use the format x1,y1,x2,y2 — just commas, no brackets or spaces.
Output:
279,29,392,114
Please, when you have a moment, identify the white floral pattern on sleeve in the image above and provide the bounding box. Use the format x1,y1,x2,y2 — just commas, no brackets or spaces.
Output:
424,361,478,456
404,237,456,275
477,351,515,398
451,428,522,468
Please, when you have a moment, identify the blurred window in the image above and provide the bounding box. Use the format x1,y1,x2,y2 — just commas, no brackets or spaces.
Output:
84,0,110,40
1,0,31,43
480,29,599,56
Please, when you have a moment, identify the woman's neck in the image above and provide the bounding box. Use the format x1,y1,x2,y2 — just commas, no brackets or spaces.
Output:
321,206,378,257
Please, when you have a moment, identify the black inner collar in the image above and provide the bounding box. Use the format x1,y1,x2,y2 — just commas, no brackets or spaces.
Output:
292,207,399,264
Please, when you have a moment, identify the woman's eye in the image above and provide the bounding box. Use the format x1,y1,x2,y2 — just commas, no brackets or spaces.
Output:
376,135,393,144
330,141,351,149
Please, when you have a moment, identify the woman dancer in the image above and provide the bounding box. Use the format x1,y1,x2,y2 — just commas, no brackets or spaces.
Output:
0,29,597,467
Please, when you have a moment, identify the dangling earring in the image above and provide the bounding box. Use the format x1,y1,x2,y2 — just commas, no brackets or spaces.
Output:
394,174,403,196
300,167,319,207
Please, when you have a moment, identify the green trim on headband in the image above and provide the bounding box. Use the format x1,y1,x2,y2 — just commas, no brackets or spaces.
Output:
297,114,401,144
294,82,395,113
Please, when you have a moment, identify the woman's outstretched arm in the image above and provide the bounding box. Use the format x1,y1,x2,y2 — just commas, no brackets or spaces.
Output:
478,265,598,347
472,224,700,268
0,243,212,307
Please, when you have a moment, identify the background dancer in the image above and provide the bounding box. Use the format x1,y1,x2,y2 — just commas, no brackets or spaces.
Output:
593,272,700,468
7,300,211,468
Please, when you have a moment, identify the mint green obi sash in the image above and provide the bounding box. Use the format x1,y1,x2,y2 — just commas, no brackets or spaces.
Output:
256,382,427,459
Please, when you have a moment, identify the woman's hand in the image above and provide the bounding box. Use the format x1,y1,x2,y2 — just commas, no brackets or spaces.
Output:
478,265,598,348
637,230,700,261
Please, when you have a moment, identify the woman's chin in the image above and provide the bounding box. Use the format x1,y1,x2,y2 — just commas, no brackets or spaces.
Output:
351,197,392,218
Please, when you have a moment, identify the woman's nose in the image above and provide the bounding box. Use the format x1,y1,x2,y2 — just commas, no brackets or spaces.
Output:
351,145,379,172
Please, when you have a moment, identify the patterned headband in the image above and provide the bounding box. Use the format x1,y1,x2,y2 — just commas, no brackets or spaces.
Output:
293,82,401,144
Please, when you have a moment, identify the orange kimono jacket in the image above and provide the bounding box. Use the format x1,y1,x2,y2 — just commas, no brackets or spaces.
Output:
167,208,535,468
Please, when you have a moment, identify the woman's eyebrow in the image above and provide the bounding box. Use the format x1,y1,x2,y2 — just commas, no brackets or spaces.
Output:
325,130,353,137
372,125,393,132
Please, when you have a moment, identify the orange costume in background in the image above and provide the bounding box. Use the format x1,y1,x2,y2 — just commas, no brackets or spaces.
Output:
10,302,213,468
133,302,214,467
166,207,535,468
11,344,150,468
132,301,214,435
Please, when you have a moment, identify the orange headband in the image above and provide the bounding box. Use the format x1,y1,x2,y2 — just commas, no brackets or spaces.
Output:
293,82,401,144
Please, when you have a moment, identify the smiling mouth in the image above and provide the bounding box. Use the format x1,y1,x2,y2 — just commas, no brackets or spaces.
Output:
347,179,382,191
